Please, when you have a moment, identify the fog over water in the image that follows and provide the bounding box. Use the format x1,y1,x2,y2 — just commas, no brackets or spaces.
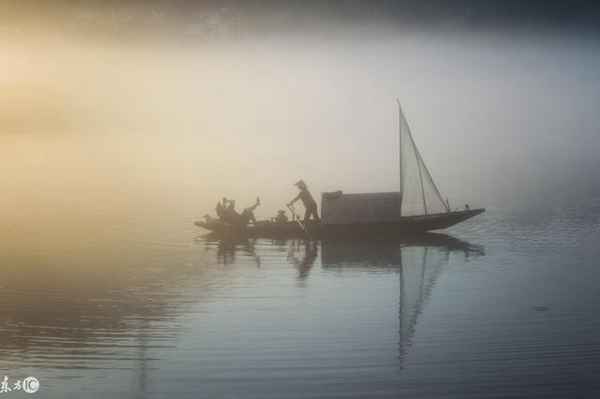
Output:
2,2,600,398
3,19,600,235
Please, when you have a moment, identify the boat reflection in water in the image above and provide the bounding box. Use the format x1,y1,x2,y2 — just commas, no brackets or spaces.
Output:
2,231,484,397
320,233,484,365
198,234,262,267
287,240,319,280
203,232,484,364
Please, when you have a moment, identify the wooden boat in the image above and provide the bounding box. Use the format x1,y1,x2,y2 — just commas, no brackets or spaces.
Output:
195,208,484,238
195,100,484,238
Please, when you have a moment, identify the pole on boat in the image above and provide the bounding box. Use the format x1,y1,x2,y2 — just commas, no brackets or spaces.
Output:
287,203,309,236
417,151,428,215
396,99,404,217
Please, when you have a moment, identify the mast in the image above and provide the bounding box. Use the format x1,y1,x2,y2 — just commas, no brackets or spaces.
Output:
396,99,404,216
417,149,428,215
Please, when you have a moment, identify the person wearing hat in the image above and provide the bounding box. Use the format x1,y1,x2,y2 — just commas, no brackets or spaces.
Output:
288,180,320,223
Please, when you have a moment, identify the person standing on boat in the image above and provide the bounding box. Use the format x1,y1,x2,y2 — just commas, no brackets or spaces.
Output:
241,197,261,225
288,180,320,223
216,197,227,220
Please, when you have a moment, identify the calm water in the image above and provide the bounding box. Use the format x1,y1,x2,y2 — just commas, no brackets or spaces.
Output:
1,206,600,398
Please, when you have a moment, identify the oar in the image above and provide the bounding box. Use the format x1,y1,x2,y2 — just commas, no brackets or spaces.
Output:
287,204,309,236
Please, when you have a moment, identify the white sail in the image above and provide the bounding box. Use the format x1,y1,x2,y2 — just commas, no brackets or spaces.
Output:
397,101,449,216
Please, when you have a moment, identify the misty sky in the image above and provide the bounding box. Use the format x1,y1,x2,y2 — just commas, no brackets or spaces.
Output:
2,1,600,234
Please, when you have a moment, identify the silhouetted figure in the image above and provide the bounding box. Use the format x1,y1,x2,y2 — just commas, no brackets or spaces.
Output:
274,209,288,223
288,180,320,223
222,199,241,224
240,197,260,225
221,197,260,227
215,197,227,220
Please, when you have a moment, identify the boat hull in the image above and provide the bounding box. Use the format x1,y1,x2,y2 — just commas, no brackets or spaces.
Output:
195,208,485,238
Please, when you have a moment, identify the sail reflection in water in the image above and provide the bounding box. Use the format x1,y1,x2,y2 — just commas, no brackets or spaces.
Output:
320,233,484,363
